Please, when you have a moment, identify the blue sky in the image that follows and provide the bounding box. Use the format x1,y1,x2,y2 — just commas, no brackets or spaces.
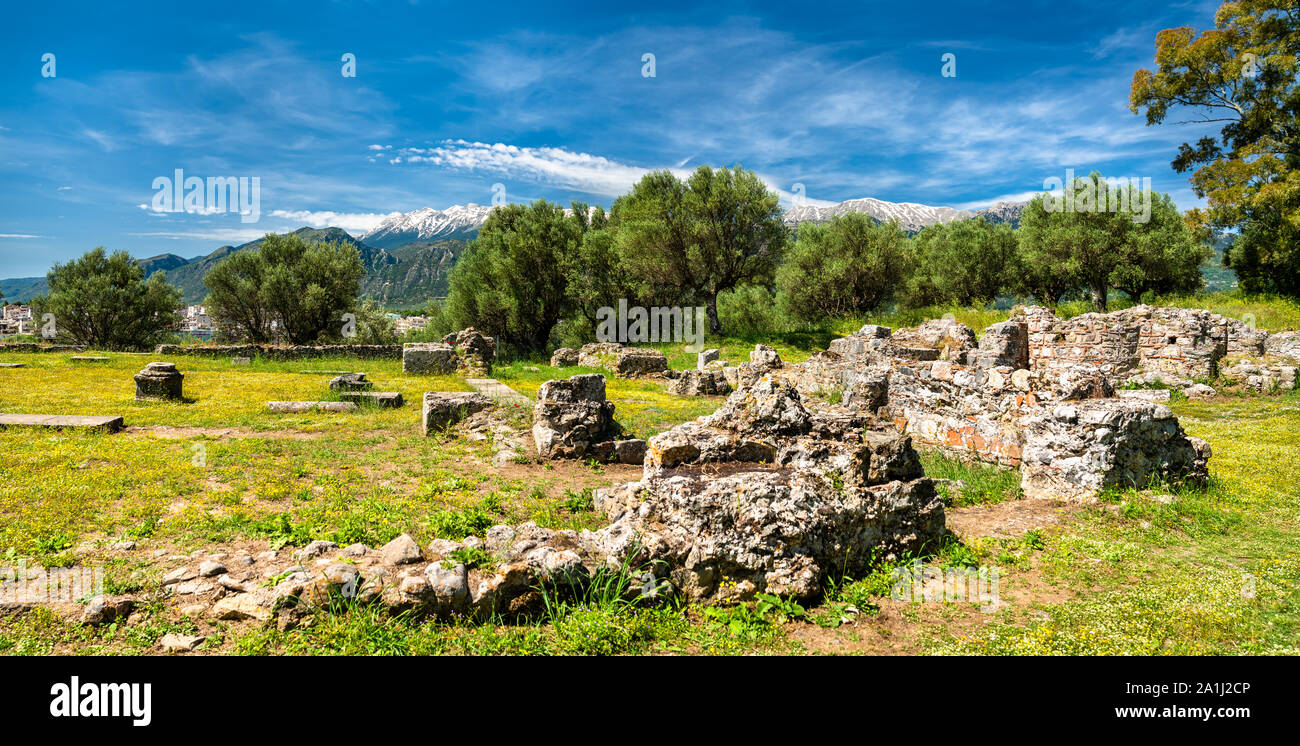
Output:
1,0,1225,277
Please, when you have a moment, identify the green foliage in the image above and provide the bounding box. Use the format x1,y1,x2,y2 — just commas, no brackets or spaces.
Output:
777,214,911,321
445,546,494,569
1018,173,1208,312
338,298,396,344
427,495,504,540
31,247,182,350
444,200,589,355
909,218,1017,307
717,284,785,339
920,449,1024,507
612,165,788,334
204,232,364,343
1130,1,1300,298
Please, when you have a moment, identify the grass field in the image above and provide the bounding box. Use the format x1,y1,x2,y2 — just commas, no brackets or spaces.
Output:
2,295,1297,656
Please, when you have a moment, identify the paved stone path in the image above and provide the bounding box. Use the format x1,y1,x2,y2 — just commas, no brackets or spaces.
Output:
0,414,124,431
466,378,530,404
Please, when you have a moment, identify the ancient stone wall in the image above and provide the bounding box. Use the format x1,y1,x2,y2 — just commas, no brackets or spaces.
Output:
1024,305,1276,382
780,318,1210,499
156,344,402,360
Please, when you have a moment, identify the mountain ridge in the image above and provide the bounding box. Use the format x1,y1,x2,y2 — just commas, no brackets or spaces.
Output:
2,197,1028,306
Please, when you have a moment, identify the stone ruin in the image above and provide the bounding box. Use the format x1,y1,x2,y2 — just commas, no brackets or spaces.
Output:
769,307,1234,499
1026,305,1298,396
592,377,944,601
402,328,496,376
113,375,944,628
134,362,183,401
550,342,669,379
531,374,646,464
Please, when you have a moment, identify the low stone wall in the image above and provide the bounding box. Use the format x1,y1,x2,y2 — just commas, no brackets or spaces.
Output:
0,343,86,353
1025,304,1271,381
155,344,402,360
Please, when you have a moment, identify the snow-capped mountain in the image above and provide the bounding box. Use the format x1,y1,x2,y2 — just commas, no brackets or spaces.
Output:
360,204,495,249
358,197,1028,250
784,197,975,233
971,201,1026,227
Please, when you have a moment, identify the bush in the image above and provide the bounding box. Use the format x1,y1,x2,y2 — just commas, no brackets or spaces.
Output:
718,284,785,338
777,214,911,322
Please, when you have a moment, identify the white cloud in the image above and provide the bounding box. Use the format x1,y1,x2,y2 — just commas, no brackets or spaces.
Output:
0,233,41,239
267,209,398,233
127,229,268,242
387,139,836,208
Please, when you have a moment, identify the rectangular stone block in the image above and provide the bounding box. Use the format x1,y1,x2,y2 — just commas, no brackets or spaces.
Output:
403,343,457,375
0,414,124,432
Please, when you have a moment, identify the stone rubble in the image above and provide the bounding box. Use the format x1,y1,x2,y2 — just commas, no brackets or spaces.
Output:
575,342,669,379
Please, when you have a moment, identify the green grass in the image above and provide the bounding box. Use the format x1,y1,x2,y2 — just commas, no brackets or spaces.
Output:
919,449,1024,507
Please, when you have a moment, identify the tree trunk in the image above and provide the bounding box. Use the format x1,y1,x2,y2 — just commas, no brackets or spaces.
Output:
1090,283,1108,313
705,291,722,336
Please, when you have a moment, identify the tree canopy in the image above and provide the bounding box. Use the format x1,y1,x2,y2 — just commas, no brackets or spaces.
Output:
204,233,364,344
1130,0,1300,295
612,166,787,333
777,214,912,321
33,247,182,350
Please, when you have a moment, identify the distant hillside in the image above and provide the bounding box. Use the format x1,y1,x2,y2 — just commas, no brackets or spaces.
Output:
1204,231,1239,292
973,201,1025,228
160,227,398,303
360,240,466,307
0,276,47,303
1,227,460,308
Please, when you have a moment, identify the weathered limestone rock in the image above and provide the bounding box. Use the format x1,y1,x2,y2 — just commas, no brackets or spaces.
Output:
328,373,372,391
574,342,669,379
1036,364,1115,401
338,391,404,408
592,378,944,603
698,348,721,369
750,344,783,369
614,348,669,378
550,347,579,367
1222,359,1299,392
422,392,493,435
440,328,496,375
577,342,626,370
81,596,133,625
587,437,650,465
1019,399,1209,499
1265,330,1300,362
891,318,978,362
971,319,1029,370
1116,388,1172,403
134,362,183,401
402,343,457,375
667,368,731,397
532,374,620,459
160,633,205,652
380,534,423,565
